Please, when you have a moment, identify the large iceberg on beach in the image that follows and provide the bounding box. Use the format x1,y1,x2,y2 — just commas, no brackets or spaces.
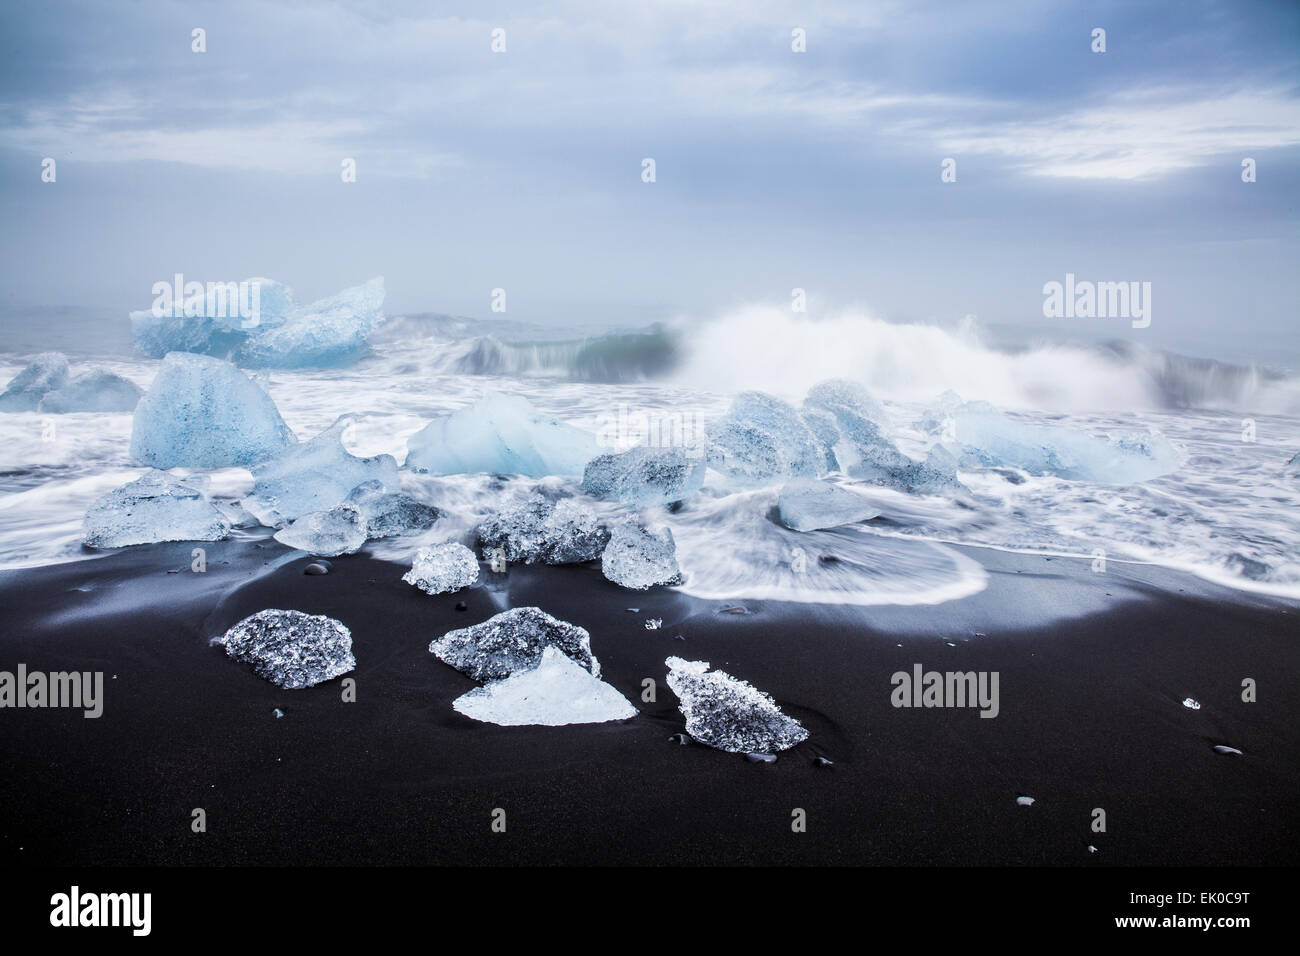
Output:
243,417,400,527
601,519,683,590
130,352,295,468
706,391,826,485
218,609,355,689
0,352,70,411
777,478,879,531
452,646,636,726
581,445,706,507
475,494,608,564
238,277,385,368
430,606,598,682
666,656,808,754
406,392,598,477
403,542,480,595
82,470,232,548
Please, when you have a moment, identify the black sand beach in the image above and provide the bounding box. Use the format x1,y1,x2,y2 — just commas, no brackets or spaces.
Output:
2,537,1296,867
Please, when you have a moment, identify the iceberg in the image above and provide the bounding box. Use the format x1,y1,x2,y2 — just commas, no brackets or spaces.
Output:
218,609,355,689
242,417,400,527
82,470,232,548
776,478,879,531
238,277,385,368
665,656,809,754
346,480,440,538
706,391,826,485
452,646,636,726
406,391,598,477
0,352,70,411
130,278,296,359
403,542,480,595
476,494,608,564
38,368,142,413
601,518,683,590
273,503,368,557
130,352,295,469
430,606,598,681
581,445,706,507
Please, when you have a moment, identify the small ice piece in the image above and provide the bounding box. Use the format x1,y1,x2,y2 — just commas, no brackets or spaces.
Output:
452,646,636,726
777,478,879,531
346,481,441,538
601,519,683,590
1212,744,1243,756
745,752,777,764
706,391,827,485
37,368,143,413
644,618,663,630
580,445,706,507
218,609,355,689
83,470,232,548
406,391,598,477
1016,795,1036,806
1182,697,1201,710
273,707,285,718
130,352,295,468
273,503,367,557
664,656,808,754
476,494,608,564
814,756,834,767
0,352,70,411
243,418,400,527
430,606,598,681
403,542,480,595
239,277,385,368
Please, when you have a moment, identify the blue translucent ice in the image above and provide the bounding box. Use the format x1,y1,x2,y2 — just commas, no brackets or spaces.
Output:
0,352,70,411
581,445,706,507
82,470,231,548
239,277,385,369
39,368,143,413
706,391,826,485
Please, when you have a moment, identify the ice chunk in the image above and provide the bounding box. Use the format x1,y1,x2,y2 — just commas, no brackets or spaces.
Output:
804,378,888,436
82,470,232,548
777,478,879,531
601,518,683,590
452,646,636,726
476,494,608,564
403,541,480,595
430,606,598,681
0,352,70,411
130,278,296,359
38,368,143,413
130,352,295,468
242,417,399,527
948,408,1183,483
706,391,826,485
581,445,706,506
665,656,809,753
218,608,355,689
273,503,367,557
346,480,440,538
239,277,385,368
406,391,598,477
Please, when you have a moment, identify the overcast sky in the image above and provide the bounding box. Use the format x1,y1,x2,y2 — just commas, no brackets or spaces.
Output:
1,0,1296,361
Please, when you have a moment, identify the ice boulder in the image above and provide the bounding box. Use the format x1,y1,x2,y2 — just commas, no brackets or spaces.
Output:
38,368,143,413
273,503,367,557
430,606,598,681
452,646,636,726
777,478,879,531
665,656,809,754
0,352,70,411
346,480,440,538
601,518,683,590
218,609,355,689
242,417,400,527
403,542,480,595
130,352,295,468
706,391,826,485
476,494,608,564
239,277,385,368
130,278,296,359
581,445,706,507
406,392,598,478
82,470,232,548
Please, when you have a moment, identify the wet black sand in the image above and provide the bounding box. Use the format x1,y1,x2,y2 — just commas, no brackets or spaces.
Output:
1,537,1297,866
